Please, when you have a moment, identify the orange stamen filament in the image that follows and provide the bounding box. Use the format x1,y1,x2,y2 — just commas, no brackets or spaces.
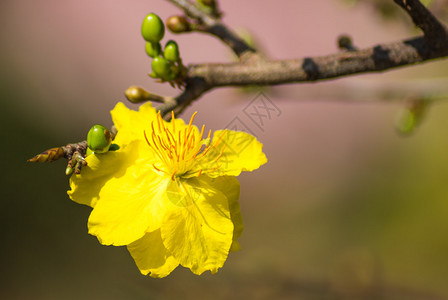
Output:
143,112,224,180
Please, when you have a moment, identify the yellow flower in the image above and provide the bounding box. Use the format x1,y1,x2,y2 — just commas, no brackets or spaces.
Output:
68,102,267,277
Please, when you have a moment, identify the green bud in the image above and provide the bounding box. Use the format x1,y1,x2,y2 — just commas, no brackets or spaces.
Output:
145,42,161,58
395,99,428,136
151,56,171,79
87,124,112,154
395,108,416,135
164,40,180,62
166,16,191,33
141,13,165,43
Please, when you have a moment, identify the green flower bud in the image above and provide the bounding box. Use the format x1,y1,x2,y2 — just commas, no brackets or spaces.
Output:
141,13,165,43
395,99,427,136
166,16,191,33
87,124,112,154
164,40,180,62
151,56,171,79
145,42,161,58
395,108,416,135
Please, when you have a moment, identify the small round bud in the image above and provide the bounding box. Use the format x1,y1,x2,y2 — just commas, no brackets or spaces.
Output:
151,56,171,79
125,86,151,103
337,34,357,51
164,40,180,62
141,13,165,43
87,125,112,154
166,16,191,33
145,42,161,58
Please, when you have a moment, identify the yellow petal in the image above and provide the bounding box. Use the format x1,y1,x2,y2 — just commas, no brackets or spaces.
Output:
217,176,243,252
127,229,179,278
111,102,157,132
67,140,141,208
201,129,267,177
161,176,234,275
111,102,158,146
87,155,172,246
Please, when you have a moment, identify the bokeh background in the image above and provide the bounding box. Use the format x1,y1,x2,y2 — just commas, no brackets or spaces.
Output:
2,0,448,299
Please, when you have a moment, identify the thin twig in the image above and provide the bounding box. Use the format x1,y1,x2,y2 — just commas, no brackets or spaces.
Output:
167,0,215,25
166,0,256,59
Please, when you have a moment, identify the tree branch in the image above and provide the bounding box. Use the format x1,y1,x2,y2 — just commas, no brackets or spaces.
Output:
393,0,448,49
155,0,448,114
187,36,448,87
166,0,256,59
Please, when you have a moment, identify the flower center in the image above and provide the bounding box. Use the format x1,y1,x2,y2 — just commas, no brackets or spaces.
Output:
144,111,224,180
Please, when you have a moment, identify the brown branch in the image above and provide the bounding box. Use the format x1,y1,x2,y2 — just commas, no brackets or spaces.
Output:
28,141,88,174
166,0,256,59
28,141,87,163
155,34,448,115
187,36,448,87
393,0,448,49
159,76,210,117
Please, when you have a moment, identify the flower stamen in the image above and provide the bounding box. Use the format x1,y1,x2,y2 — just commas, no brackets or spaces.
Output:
144,111,227,179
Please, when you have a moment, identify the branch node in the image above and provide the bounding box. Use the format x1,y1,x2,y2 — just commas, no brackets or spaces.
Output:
394,0,448,50
302,58,320,81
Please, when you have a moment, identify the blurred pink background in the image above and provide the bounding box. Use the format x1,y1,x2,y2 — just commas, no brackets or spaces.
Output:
2,0,448,299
